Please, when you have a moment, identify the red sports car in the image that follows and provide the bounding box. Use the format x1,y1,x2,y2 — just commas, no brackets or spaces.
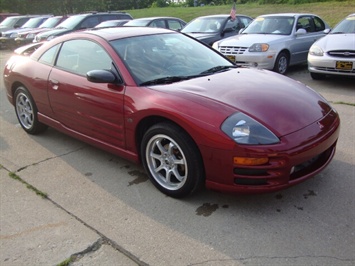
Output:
3,27,340,198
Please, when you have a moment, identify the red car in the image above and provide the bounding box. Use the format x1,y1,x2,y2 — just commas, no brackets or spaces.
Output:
4,27,340,198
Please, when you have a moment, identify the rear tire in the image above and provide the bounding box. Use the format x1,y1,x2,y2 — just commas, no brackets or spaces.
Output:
141,122,204,198
14,86,47,134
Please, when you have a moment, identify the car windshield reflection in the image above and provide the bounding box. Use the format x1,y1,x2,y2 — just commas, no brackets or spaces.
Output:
243,16,294,35
110,33,233,85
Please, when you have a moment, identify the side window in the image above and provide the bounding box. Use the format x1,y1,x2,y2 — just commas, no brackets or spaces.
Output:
239,17,252,28
167,20,183,30
38,44,60,65
313,17,326,32
56,39,112,76
100,15,119,22
225,19,239,31
15,18,29,27
118,14,132,20
79,16,100,29
150,20,165,28
297,16,314,32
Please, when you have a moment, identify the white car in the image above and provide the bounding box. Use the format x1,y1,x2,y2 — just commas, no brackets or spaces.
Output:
213,13,330,74
308,13,355,79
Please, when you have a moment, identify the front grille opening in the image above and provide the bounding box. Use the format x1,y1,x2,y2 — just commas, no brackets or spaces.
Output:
290,146,334,180
234,168,268,176
234,168,269,186
234,178,268,186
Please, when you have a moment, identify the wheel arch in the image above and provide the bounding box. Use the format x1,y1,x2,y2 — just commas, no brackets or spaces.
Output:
277,49,290,64
11,81,27,98
135,115,205,174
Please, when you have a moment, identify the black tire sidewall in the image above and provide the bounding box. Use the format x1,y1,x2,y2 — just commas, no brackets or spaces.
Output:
274,52,289,74
14,86,47,134
141,122,204,198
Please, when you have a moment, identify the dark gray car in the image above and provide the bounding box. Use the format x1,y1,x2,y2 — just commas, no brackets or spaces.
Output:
181,14,253,46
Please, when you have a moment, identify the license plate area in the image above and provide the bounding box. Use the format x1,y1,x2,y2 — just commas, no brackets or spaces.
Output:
336,61,353,70
226,55,236,62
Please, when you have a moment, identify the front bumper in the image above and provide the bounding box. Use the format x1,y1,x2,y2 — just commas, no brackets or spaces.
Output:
14,37,33,48
308,54,355,76
219,48,277,70
203,108,340,194
0,37,17,49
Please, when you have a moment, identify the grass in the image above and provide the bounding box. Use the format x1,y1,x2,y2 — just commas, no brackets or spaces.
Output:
8,172,48,198
124,1,355,27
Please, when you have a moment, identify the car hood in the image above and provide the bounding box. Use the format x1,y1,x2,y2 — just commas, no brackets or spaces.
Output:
187,32,219,39
3,27,35,34
315,34,355,51
219,34,287,46
154,68,331,137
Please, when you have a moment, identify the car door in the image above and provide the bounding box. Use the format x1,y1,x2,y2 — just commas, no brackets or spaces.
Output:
291,15,326,64
47,39,126,148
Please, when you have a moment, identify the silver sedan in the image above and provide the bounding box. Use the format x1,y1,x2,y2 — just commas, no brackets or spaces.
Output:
213,13,330,74
308,13,355,79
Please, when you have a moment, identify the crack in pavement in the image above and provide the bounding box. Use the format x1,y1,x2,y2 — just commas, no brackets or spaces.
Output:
46,196,149,266
16,146,87,173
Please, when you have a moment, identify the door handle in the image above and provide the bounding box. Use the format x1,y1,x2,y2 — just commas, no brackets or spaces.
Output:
50,79,59,90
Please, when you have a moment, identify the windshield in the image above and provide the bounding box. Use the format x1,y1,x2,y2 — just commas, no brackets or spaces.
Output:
22,17,47,28
39,17,62,28
331,16,355,34
0,17,18,27
55,15,84,29
243,16,294,35
182,17,226,33
111,32,234,85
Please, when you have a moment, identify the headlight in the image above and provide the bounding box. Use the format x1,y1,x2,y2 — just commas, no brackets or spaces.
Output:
212,42,219,50
47,35,56,41
27,33,35,39
10,33,18,38
309,45,324,56
249,43,269,52
221,112,279,145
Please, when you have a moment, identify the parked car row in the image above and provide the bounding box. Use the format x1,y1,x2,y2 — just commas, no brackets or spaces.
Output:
1,11,354,79
0,11,134,49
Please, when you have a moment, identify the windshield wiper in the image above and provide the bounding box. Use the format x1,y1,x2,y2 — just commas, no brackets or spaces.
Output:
200,65,236,75
140,76,191,86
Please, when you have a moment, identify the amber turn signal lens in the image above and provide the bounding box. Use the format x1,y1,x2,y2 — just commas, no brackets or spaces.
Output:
234,157,268,166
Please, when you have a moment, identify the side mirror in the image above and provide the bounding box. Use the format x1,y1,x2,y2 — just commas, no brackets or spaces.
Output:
86,69,122,84
295,28,307,35
324,28,331,34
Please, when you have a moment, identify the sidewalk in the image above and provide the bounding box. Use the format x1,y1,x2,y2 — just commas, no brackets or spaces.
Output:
0,167,139,266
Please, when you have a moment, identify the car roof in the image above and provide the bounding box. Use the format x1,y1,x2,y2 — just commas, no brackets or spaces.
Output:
131,16,183,21
31,27,175,59
193,14,248,19
258,13,318,17
57,26,173,42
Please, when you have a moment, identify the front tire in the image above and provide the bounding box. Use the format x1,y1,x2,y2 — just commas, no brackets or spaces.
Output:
273,52,289,75
14,86,47,134
141,122,204,198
